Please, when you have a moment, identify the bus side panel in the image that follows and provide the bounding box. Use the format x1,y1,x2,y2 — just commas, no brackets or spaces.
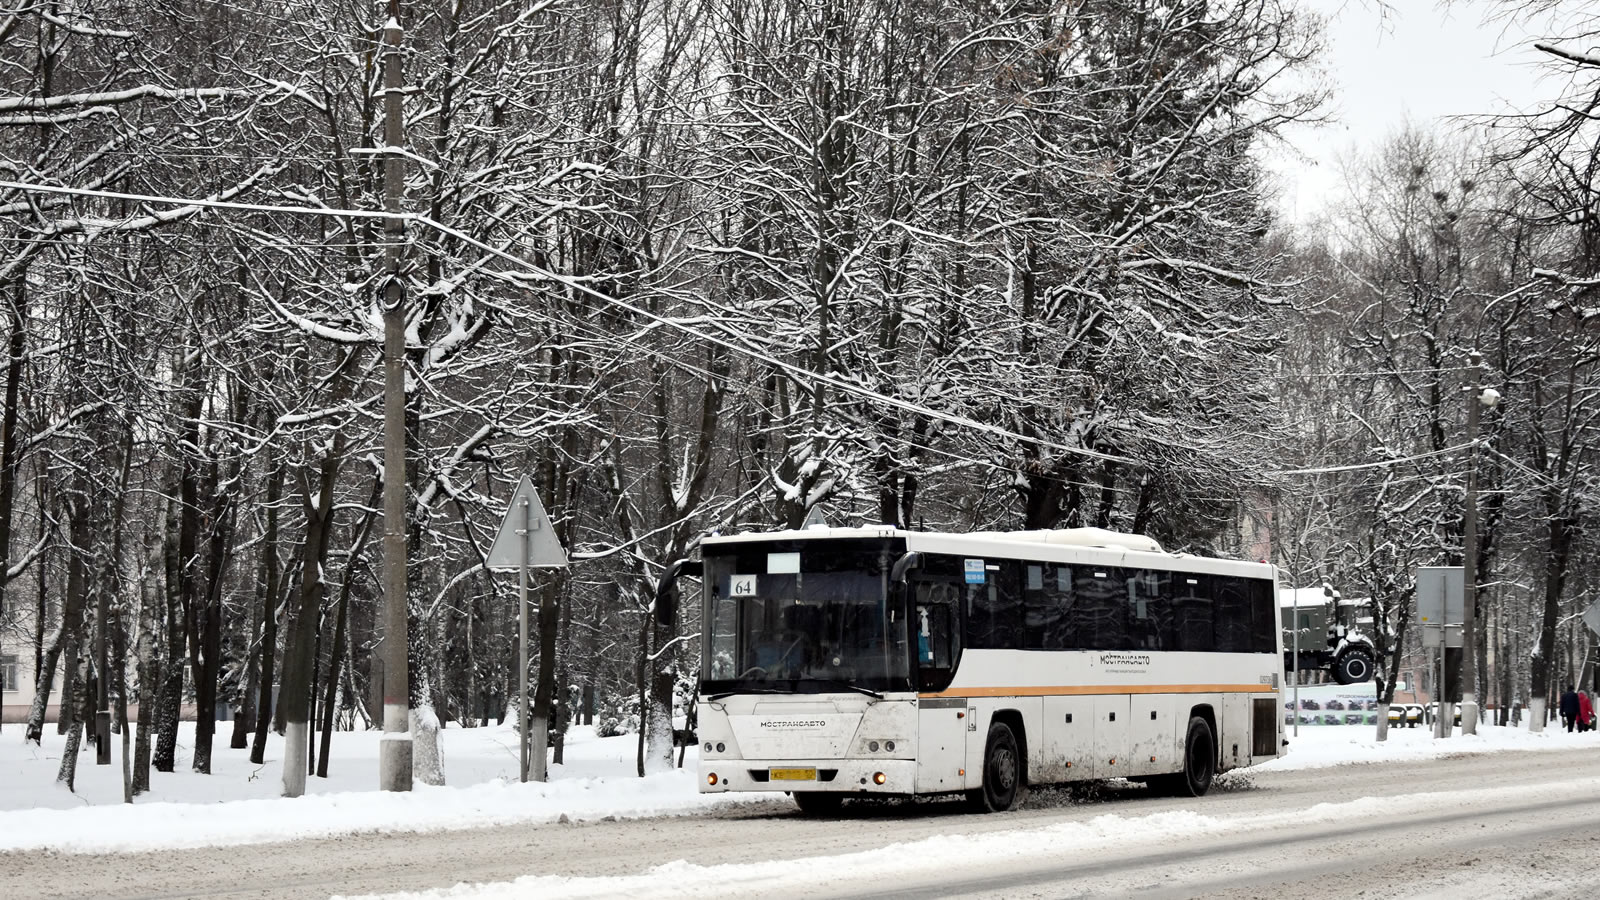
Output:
916,701,968,794
1039,695,1096,783
1221,691,1248,772
1093,695,1130,780
1126,693,1177,777
964,697,1041,791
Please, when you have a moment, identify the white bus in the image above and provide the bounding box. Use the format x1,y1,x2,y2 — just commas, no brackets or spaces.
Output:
681,526,1283,814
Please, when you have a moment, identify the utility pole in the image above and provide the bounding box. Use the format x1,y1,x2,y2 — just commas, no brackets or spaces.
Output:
1460,350,1499,736
377,2,411,793
518,494,530,783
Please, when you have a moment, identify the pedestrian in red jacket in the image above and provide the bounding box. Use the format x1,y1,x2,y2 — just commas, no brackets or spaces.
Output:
1579,690,1595,733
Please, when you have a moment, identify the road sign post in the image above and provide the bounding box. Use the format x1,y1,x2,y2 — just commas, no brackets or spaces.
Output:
1417,567,1463,737
487,475,569,783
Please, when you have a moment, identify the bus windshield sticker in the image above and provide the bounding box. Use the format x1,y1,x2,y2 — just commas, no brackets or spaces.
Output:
767,552,800,574
964,559,986,584
730,575,758,596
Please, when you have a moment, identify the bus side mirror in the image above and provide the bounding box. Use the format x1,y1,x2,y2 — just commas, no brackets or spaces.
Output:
655,559,704,621
890,551,923,583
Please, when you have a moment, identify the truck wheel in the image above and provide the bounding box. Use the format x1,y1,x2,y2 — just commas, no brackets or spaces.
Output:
1334,647,1375,684
968,721,1021,812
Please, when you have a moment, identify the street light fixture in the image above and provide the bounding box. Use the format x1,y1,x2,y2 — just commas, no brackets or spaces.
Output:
1460,350,1499,736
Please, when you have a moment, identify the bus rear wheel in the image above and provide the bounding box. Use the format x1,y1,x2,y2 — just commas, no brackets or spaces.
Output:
1174,716,1216,797
792,792,843,816
969,721,1022,813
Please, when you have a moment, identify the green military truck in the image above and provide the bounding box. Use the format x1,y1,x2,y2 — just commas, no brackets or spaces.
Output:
1281,585,1376,685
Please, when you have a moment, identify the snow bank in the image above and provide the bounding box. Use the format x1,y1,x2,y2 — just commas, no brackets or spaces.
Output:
0,716,1590,854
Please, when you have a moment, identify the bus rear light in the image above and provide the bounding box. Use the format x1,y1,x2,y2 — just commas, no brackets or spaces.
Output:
703,742,712,753
716,742,725,753
873,772,886,785
868,741,879,752
707,773,718,786
885,741,895,752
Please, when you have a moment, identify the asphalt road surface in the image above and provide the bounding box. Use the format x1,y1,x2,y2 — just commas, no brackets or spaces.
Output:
5,746,1599,899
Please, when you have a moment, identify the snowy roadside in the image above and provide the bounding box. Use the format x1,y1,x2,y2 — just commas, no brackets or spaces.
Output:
333,773,1600,900
0,718,1592,854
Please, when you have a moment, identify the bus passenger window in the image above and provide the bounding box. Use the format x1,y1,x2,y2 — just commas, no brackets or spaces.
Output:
914,581,961,691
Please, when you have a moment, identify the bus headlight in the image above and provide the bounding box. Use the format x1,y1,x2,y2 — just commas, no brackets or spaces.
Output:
868,741,880,752
885,740,895,752
707,773,719,786
873,772,886,785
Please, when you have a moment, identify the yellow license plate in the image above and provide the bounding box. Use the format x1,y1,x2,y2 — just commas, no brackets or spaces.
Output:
769,767,817,781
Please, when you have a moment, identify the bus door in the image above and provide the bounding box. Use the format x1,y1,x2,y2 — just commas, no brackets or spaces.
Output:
913,580,966,793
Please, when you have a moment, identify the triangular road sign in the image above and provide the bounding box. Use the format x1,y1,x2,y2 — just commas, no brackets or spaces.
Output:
485,475,568,569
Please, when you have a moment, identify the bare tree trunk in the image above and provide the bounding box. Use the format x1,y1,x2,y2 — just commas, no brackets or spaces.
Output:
24,622,64,745
191,485,234,774
280,452,342,797
315,580,347,779
132,539,163,795
56,655,88,791
0,280,30,734
152,488,189,773
250,463,284,765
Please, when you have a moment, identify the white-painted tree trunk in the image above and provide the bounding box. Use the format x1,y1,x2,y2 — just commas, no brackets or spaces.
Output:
1529,698,1547,733
1374,703,1390,742
411,704,445,786
282,721,307,797
530,713,549,782
644,698,674,775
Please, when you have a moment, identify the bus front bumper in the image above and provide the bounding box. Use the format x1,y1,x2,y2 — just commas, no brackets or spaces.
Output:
699,758,919,795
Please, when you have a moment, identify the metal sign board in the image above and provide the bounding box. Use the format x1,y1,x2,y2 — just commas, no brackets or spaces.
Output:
1585,599,1600,637
1420,624,1463,649
1416,567,1463,625
486,475,568,569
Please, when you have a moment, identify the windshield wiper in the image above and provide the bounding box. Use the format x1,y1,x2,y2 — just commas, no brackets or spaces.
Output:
705,687,791,701
806,679,883,700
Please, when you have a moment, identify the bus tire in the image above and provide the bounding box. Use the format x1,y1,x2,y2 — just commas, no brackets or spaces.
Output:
1174,716,1216,797
1334,647,1375,684
793,792,843,816
969,721,1021,813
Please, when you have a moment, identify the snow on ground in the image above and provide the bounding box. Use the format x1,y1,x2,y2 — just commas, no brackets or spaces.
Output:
0,715,1593,856
335,775,1600,900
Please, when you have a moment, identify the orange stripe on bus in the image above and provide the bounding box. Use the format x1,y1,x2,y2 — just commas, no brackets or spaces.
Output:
917,684,1275,699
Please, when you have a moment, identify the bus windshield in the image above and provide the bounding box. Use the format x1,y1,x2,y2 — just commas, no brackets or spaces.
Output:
700,538,912,695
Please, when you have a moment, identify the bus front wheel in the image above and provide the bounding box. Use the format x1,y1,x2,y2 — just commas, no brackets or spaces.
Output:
969,721,1021,813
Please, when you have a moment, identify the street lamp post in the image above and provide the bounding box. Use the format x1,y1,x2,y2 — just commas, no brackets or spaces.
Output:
1460,350,1500,736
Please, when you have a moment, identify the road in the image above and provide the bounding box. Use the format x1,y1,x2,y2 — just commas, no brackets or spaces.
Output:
4,747,1598,899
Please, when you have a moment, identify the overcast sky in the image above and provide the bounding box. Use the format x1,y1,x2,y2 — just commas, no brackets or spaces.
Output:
1270,0,1558,222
